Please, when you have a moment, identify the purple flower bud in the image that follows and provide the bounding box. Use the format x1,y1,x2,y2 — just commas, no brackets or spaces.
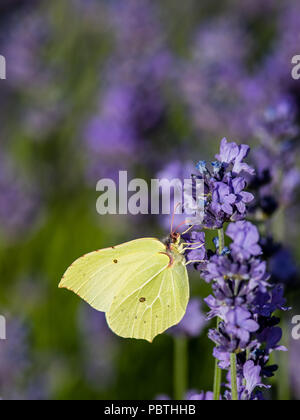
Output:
227,221,262,261
225,307,259,348
243,361,270,399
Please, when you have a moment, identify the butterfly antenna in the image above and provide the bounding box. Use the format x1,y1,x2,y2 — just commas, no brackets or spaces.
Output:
170,202,182,234
173,219,191,234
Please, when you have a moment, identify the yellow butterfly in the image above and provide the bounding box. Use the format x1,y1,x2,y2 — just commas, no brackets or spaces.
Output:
59,225,203,342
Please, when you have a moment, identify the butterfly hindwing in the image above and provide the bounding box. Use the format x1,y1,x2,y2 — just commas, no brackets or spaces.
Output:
107,257,189,342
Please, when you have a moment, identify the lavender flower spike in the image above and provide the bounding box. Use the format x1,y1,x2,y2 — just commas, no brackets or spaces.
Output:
188,137,288,400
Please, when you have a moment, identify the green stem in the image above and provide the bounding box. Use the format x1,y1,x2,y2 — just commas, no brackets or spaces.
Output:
218,228,225,254
230,353,238,401
174,336,188,400
212,228,225,401
213,317,222,400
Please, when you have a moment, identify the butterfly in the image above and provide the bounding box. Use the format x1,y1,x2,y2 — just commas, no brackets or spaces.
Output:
59,222,203,342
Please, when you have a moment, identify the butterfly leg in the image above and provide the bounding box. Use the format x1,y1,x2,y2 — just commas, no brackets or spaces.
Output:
180,243,205,253
185,259,205,266
181,241,204,246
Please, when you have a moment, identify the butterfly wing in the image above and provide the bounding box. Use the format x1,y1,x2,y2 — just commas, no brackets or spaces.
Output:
59,238,168,313
107,257,189,342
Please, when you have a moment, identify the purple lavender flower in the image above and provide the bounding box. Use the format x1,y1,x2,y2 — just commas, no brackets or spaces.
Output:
254,285,289,318
227,221,262,261
187,391,214,400
231,178,254,215
156,390,214,401
223,356,271,400
226,308,259,347
204,258,270,324
242,360,269,400
258,327,287,353
191,139,255,229
202,253,268,285
215,138,240,166
0,158,40,241
209,325,239,358
216,138,255,176
211,182,236,216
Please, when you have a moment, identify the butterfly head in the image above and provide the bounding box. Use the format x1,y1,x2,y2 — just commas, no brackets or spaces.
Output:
163,231,186,267
164,231,182,252
170,231,181,245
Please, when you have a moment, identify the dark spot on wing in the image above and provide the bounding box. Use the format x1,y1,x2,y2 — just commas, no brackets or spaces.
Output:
113,259,118,264
139,297,146,303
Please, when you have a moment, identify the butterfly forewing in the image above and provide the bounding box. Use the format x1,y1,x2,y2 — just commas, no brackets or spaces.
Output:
59,238,167,313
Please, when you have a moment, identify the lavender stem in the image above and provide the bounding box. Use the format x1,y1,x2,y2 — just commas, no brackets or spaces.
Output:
230,353,238,400
213,316,222,400
174,336,188,400
213,228,225,400
218,228,225,253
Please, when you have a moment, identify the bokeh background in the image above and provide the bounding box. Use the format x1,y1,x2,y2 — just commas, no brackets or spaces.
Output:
0,0,300,400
